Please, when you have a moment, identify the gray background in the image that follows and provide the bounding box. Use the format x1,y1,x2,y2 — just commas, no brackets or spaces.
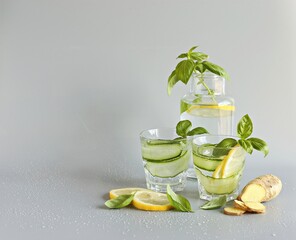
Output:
1,0,296,239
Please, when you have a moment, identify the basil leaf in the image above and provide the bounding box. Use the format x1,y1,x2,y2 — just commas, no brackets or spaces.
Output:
180,101,190,114
167,70,179,96
177,53,188,59
166,185,193,212
248,137,269,157
237,114,253,139
215,138,237,148
105,194,134,209
188,46,198,54
203,61,230,80
212,138,238,157
187,127,209,136
175,59,195,84
238,139,253,154
195,63,206,73
190,52,208,62
200,196,227,210
176,120,192,138
193,94,202,103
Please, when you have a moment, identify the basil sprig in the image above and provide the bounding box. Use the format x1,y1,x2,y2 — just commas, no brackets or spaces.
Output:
166,185,193,212
167,46,229,96
105,194,135,209
176,120,209,138
236,114,269,156
212,114,269,157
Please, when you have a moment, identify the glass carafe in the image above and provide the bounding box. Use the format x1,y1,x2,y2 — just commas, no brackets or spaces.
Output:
180,72,235,179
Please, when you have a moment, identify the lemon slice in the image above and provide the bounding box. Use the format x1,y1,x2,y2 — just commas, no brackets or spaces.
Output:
132,190,173,211
187,105,235,118
212,161,223,177
213,145,246,178
109,188,149,199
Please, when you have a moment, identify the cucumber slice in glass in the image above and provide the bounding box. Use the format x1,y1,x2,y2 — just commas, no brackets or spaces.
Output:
195,168,243,195
193,153,223,171
141,141,182,161
145,151,190,178
144,150,188,163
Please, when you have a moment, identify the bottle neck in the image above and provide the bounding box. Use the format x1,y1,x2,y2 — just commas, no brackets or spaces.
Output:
190,72,225,95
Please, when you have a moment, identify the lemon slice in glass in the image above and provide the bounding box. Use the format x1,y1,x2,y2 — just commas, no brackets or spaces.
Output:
132,191,172,211
213,145,246,178
186,105,235,118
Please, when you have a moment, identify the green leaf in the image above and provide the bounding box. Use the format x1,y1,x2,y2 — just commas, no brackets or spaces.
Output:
176,120,192,138
193,94,202,103
187,127,209,136
190,52,208,62
215,138,237,148
180,101,190,114
195,63,206,73
104,194,134,209
212,138,238,157
238,139,253,154
188,46,198,54
248,137,269,157
200,196,227,210
237,114,253,139
166,185,193,212
167,70,179,96
177,53,188,59
203,61,230,80
175,59,195,84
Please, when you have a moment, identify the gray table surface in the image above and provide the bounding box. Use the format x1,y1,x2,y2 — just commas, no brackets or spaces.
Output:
1,1,296,239
0,150,295,240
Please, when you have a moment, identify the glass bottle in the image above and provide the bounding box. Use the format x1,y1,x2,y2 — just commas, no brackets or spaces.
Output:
180,72,235,179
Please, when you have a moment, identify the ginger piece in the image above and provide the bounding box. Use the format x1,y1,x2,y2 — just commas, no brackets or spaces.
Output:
238,174,282,203
233,200,248,211
224,207,245,216
244,202,266,213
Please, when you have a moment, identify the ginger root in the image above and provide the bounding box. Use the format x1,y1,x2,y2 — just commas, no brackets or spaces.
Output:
224,174,282,216
237,174,282,203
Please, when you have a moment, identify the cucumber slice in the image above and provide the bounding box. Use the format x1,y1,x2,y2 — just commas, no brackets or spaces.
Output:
141,141,182,161
144,150,187,163
193,153,223,171
145,151,190,178
195,168,243,195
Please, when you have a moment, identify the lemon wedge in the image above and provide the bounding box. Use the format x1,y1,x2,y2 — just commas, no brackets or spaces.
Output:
109,188,149,199
132,191,172,211
213,145,246,178
186,105,235,118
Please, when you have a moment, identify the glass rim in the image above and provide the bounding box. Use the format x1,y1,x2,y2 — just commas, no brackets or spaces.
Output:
193,134,238,139
139,127,188,141
193,71,225,80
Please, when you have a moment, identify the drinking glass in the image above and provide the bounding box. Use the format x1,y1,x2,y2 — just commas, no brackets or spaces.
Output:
193,135,246,201
140,128,191,192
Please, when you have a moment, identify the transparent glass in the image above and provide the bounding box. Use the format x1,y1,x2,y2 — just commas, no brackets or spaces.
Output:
180,72,235,179
140,128,191,192
193,135,246,201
